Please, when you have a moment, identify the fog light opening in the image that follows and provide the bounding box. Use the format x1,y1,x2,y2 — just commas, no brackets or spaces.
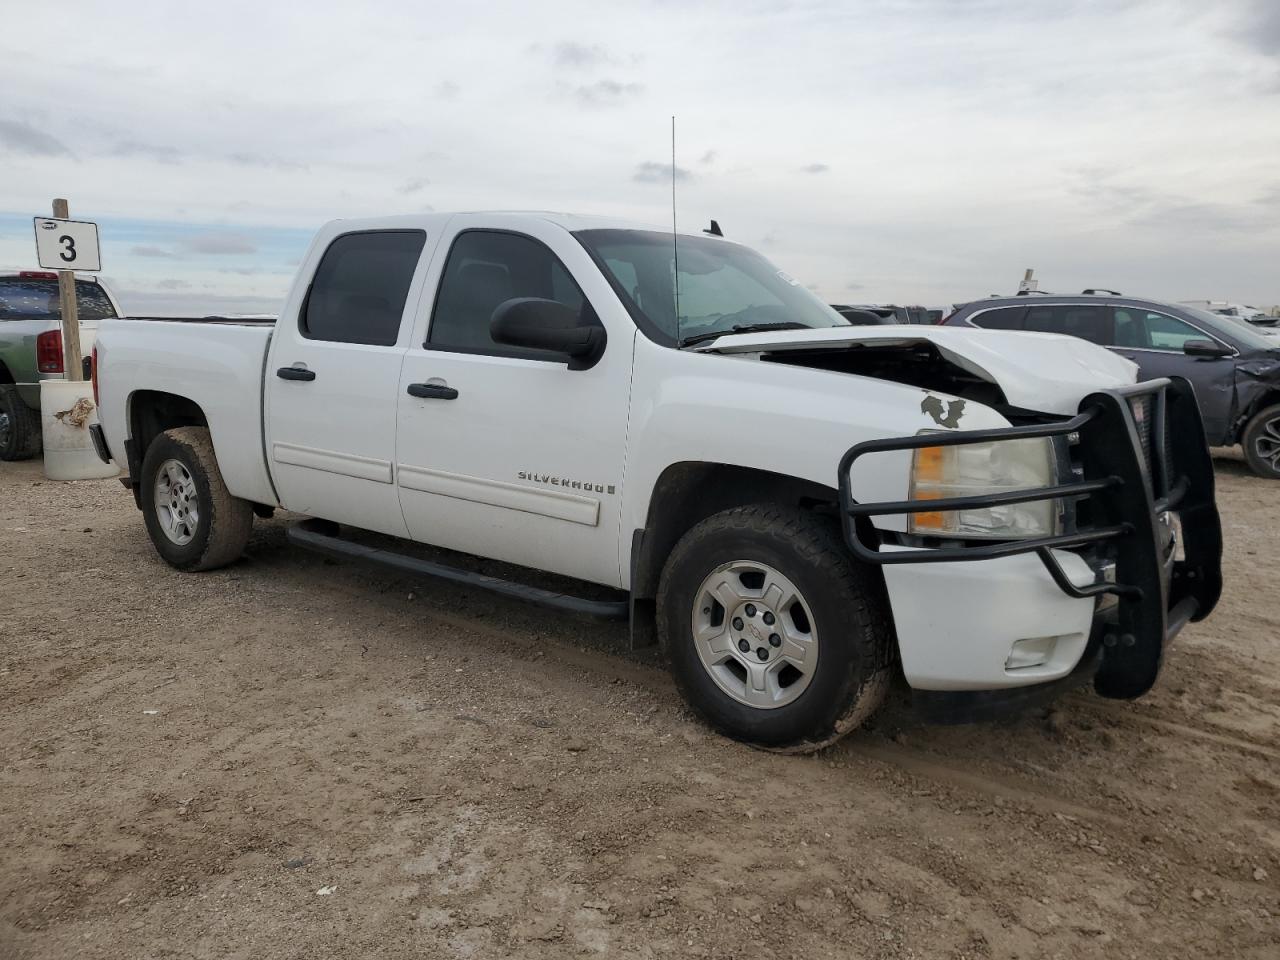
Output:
1005,636,1059,671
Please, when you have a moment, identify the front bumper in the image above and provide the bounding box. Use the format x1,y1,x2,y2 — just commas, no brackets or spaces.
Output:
838,377,1222,700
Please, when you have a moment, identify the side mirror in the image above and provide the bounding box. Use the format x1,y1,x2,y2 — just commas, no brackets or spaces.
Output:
491,298,606,370
1182,338,1231,359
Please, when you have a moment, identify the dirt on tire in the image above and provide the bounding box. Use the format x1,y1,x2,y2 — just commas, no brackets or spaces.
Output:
1,450,1277,959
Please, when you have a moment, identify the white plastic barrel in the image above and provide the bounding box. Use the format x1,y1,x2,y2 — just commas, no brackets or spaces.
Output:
39,379,120,481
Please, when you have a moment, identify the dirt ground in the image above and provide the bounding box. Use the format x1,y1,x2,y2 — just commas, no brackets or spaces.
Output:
1,453,1277,960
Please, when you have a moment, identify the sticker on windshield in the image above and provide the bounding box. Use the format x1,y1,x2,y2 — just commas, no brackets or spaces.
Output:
776,270,801,286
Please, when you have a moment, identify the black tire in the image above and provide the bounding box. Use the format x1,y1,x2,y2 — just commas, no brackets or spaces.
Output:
0,384,42,461
1241,403,1280,479
140,427,253,571
657,504,894,752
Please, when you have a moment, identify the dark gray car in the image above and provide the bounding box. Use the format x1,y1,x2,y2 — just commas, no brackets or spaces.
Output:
943,292,1280,478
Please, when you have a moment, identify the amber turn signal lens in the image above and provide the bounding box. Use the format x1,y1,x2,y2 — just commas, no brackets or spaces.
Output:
911,445,947,532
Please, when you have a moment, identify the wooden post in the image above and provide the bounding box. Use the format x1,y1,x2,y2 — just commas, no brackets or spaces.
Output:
52,198,84,382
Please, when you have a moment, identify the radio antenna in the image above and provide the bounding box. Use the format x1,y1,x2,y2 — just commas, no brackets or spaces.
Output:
671,115,681,344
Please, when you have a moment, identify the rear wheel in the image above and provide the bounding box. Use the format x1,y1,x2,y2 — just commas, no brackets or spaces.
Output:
657,504,893,751
0,385,42,461
141,427,253,570
1242,403,1280,479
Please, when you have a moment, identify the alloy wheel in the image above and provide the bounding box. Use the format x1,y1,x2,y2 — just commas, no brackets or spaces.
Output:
690,560,819,710
153,458,200,545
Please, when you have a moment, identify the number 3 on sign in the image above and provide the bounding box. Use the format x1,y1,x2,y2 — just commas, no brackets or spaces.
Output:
33,217,102,272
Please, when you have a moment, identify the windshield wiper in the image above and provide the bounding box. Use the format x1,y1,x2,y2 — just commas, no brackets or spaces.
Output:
679,321,810,348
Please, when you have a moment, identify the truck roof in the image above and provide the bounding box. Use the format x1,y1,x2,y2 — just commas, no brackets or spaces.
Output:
319,211,734,242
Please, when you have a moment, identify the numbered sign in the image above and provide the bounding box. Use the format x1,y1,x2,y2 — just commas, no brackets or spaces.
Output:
33,217,102,272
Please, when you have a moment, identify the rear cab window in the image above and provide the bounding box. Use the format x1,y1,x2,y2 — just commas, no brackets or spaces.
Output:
0,279,116,322
301,231,426,346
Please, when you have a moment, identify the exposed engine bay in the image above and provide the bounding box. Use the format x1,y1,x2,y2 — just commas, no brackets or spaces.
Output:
761,341,1007,409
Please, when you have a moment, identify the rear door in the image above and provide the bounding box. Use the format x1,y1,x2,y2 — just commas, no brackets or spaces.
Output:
264,229,429,537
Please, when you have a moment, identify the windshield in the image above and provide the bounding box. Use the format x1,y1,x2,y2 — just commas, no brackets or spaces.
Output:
1181,305,1278,351
573,229,847,343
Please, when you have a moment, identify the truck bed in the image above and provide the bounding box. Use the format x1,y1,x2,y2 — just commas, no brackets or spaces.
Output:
121,315,278,325
95,316,278,506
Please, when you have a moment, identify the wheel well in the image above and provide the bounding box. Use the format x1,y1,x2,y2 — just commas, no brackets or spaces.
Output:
0,361,14,385
129,391,209,458
631,462,840,599
1237,389,1280,439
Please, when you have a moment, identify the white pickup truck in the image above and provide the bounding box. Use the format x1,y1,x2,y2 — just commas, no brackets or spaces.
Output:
93,212,1223,750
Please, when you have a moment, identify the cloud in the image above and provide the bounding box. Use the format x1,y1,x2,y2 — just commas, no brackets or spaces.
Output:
801,163,830,174
572,79,643,106
633,161,692,184
435,80,460,99
227,152,306,171
0,119,71,157
398,177,429,194
113,140,183,164
1128,200,1267,233
156,278,190,290
1071,165,1279,234
845,281,865,291
699,150,717,165
1257,184,1280,207
551,41,611,68
131,245,179,259
177,232,257,255
1233,0,1280,58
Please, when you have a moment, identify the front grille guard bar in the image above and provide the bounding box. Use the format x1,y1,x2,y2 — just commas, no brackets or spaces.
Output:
837,377,1223,699
836,381,1174,602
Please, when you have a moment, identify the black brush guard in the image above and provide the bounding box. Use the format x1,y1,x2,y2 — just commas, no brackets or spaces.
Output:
837,377,1222,699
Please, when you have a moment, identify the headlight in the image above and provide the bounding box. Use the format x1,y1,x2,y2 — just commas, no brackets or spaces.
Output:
909,436,1059,539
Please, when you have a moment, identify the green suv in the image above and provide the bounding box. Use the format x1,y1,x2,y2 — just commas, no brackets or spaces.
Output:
0,271,121,460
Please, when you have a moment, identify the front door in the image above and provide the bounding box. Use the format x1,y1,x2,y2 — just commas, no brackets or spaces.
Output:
1110,307,1236,445
394,218,633,587
265,229,429,537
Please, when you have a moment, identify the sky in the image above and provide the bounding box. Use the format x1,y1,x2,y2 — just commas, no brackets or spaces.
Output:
1,0,1278,315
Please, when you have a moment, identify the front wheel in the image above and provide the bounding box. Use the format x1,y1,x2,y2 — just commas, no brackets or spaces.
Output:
1242,403,1280,479
657,504,894,752
141,427,253,571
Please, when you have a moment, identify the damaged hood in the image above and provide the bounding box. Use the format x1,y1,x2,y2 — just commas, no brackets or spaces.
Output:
695,324,1138,415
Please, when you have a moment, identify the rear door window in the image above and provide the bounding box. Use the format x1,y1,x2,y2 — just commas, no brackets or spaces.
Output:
302,231,426,346
1023,305,1111,344
969,305,1027,330
0,279,117,322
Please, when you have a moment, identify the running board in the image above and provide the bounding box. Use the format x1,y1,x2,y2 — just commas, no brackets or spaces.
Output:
286,518,629,620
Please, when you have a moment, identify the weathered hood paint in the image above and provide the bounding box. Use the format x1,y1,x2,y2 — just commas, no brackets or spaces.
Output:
695,324,1139,415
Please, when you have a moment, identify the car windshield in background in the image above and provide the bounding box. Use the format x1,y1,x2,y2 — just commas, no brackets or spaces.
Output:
0,279,117,322
1182,306,1277,351
574,229,847,344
